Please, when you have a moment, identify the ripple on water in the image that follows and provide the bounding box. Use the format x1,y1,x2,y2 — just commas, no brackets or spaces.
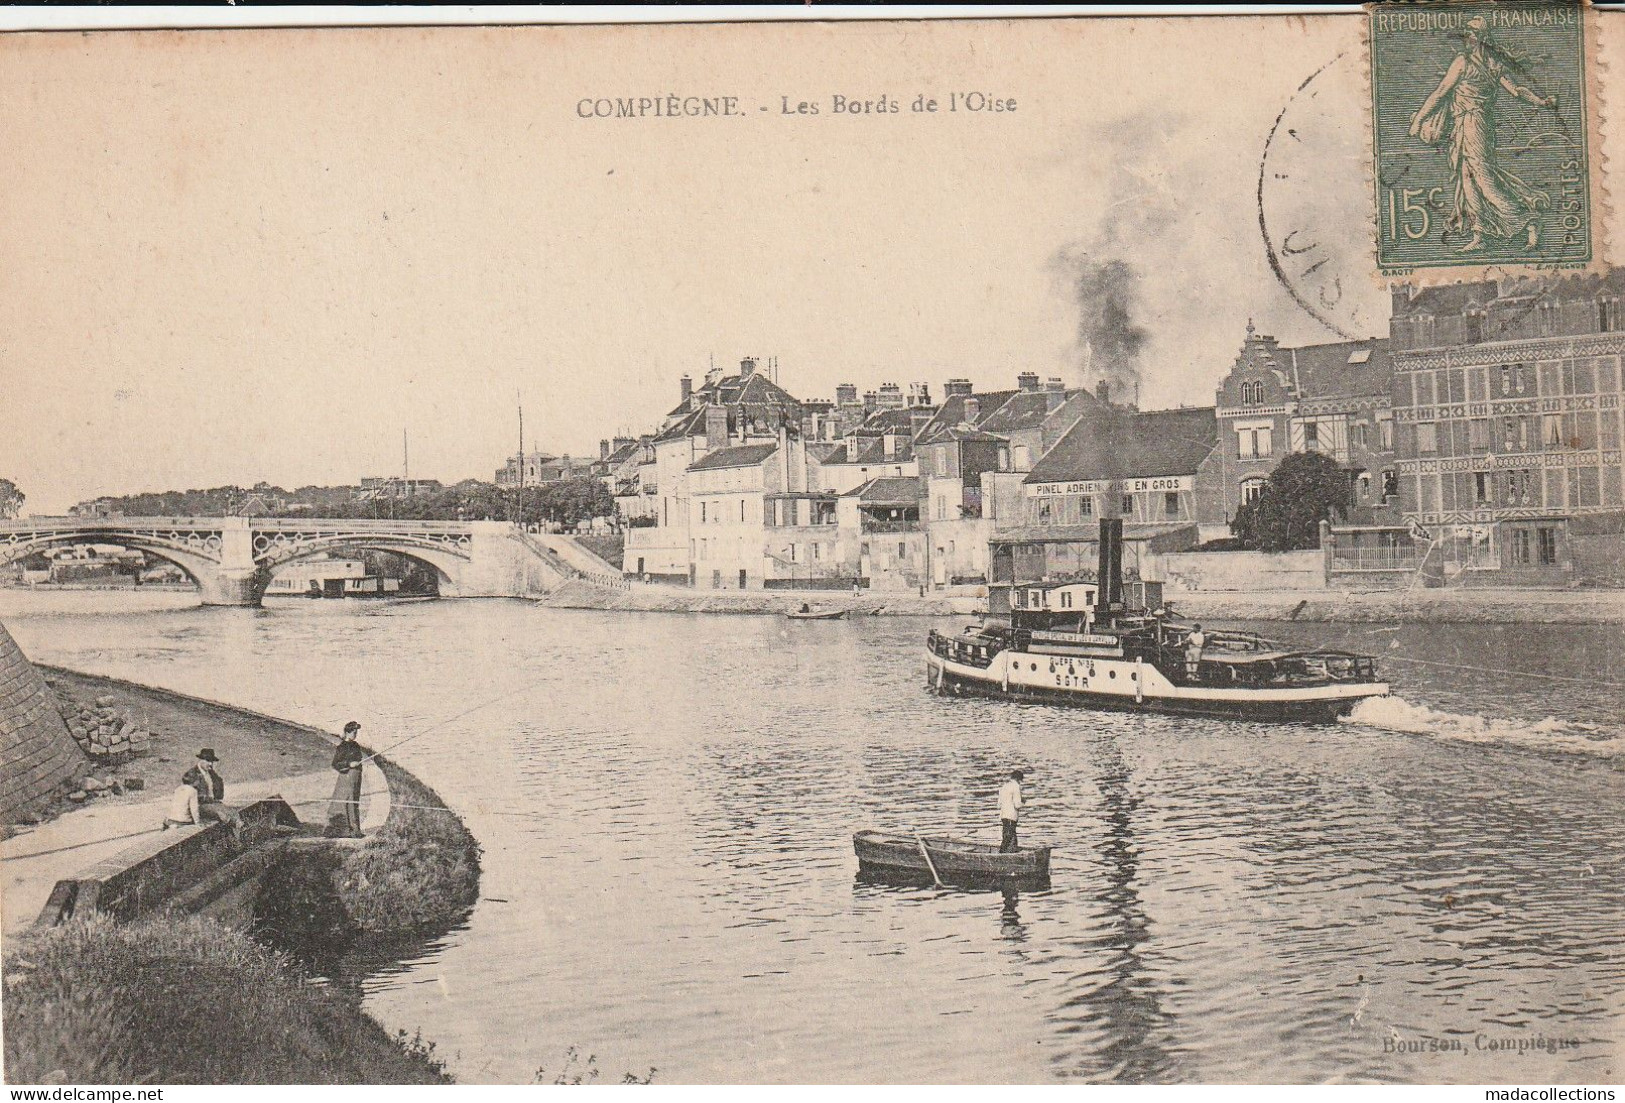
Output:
2,600,1621,1083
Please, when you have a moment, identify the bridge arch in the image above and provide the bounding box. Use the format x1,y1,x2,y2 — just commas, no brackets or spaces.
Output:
259,539,467,597
0,532,223,596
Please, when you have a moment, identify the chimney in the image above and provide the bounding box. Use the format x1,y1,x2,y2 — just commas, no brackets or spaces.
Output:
1017,371,1040,393
836,382,858,406
910,409,933,440
613,435,635,452
908,382,932,408
600,439,611,460
944,378,973,397
878,382,904,409
863,391,879,414
740,356,757,378
964,396,982,424
1097,379,1112,406
1045,376,1064,392
705,402,729,450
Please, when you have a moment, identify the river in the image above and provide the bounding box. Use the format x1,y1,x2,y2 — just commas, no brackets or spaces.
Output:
2,591,1621,1084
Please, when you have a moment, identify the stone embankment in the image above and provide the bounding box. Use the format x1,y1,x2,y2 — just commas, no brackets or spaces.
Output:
540,577,983,617
543,577,1625,625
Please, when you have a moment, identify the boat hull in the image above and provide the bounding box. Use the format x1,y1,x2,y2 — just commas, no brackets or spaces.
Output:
853,830,1051,884
926,648,1388,724
786,610,846,620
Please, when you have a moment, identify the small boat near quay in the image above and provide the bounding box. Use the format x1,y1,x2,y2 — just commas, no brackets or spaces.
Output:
925,519,1389,723
853,829,1052,885
786,607,846,621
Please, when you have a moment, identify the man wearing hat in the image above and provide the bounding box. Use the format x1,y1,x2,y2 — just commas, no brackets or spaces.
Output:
182,747,229,825
327,721,367,838
998,768,1025,853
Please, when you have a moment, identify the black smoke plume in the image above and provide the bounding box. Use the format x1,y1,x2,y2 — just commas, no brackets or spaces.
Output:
1052,245,1145,401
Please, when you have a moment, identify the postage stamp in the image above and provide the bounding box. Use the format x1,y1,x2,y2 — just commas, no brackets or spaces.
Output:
1369,1,1601,278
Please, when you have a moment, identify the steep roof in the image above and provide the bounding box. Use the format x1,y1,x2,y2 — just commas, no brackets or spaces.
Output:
687,443,778,472
1024,406,1219,485
915,390,1018,445
1284,338,1392,401
847,475,922,504
823,435,916,465
977,389,1102,434
1392,269,1625,317
658,370,805,442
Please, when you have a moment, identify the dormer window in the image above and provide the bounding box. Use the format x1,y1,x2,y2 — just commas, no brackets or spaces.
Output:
1464,305,1486,344
1599,295,1620,333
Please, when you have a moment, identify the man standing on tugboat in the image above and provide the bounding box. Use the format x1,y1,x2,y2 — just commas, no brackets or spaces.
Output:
1185,623,1207,682
999,769,1025,853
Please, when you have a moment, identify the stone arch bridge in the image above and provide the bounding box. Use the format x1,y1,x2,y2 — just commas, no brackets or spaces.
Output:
0,518,590,606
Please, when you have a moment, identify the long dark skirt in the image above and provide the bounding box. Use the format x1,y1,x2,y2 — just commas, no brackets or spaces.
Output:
326,767,363,838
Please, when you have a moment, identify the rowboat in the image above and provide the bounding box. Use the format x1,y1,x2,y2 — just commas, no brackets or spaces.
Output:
853,829,1051,884
786,608,846,621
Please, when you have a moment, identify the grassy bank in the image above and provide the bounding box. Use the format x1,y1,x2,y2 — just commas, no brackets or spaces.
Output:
335,755,482,931
1,914,450,1084
258,753,481,940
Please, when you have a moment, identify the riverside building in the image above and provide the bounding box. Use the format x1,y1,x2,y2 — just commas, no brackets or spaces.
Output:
1387,273,1625,585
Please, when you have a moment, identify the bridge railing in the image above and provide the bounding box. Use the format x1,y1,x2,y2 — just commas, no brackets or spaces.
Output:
0,516,475,534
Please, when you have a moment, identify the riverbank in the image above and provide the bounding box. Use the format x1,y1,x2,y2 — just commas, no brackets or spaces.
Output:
2,913,450,1083
1,666,475,1084
542,577,1625,624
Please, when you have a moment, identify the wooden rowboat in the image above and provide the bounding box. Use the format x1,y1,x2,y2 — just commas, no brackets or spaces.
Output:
853,830,1051,883
786,609,846,621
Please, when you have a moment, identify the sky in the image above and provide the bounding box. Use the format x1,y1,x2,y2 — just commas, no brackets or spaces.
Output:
2,11,1602,515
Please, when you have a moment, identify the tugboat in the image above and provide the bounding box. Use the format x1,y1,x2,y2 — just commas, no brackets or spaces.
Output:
925,519,1389,723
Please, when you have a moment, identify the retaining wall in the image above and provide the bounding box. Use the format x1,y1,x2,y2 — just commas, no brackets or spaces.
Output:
0,619,85,821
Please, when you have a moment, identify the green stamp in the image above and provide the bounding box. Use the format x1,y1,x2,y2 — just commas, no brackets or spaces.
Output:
1369,2,1594,275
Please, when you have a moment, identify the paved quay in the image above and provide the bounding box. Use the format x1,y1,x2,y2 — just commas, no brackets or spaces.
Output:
543,577,1625,624
1,669,390,934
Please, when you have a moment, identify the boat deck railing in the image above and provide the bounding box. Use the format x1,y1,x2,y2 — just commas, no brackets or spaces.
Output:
926,629,1001,669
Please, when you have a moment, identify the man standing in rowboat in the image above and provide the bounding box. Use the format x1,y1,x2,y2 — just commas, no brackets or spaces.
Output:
999,769,1025,853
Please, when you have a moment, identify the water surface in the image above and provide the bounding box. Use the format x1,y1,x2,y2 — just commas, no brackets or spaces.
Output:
4,593,1621,1084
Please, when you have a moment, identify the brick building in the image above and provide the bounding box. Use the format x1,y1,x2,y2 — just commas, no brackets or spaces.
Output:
1388,273,1625,584
1204,325,1396,540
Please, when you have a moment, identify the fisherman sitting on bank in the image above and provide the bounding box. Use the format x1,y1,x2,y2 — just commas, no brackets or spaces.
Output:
161,772,199,830
183,747,234,826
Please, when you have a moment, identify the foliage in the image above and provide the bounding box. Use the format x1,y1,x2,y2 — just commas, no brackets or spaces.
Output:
535,1047,656,1085
332,755,482,932
1,914,451,1083
1233,451,1353,552
80,475,616,527
0,477,23,519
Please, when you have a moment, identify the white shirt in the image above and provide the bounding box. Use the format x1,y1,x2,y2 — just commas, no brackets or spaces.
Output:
166,783,199,825
999,779,1023,822
1187,630,1206,652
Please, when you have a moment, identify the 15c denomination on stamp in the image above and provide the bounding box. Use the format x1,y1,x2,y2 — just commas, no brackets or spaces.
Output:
1369,1,1601,278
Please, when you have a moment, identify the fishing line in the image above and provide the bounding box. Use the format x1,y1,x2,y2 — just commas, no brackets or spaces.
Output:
356,672,578,763
1379,653,1625,689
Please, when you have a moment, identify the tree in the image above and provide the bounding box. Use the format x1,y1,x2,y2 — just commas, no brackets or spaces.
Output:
0,478,23,519
1233,452,1353,552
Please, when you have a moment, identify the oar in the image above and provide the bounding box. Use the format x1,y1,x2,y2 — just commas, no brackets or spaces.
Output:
913,827,944,888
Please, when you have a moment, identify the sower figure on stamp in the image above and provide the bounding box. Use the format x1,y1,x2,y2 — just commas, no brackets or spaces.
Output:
327,720,366,838
999,769,1025,854
1408,14,1556,254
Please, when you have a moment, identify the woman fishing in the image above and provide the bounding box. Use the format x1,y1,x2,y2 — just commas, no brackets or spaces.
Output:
327,720,367,838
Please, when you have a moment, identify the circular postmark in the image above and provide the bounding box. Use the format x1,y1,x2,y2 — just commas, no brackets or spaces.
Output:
1258,51,1390,341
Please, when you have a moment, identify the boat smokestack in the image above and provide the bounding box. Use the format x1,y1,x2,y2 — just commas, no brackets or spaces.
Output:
1096,517,1124,615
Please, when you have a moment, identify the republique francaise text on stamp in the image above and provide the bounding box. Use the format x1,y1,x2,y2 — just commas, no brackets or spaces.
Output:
1369,1,1601,278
